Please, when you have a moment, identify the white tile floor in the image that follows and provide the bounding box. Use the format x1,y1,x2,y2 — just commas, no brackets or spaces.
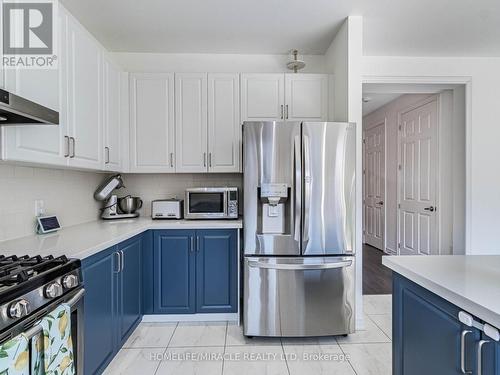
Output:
103,295,393,375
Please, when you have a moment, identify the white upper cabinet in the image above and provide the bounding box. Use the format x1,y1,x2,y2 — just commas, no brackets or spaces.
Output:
103,56,123,172
0,6,67,166
285,74,328,121
175,73,208,173
208,73,240,173
66,13,103,170
241,74,284,121
241,73,329,123
129,73,175,173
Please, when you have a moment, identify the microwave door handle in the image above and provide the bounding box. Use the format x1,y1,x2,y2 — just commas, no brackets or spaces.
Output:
294,135,301,245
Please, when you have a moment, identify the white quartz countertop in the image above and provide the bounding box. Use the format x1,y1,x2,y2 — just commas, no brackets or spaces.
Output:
0,218,242,260
383,255,500,329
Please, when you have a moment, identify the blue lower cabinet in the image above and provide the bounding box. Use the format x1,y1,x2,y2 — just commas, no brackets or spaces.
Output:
153,229,238,314
82,234,143,375
196,230,238,313
480,333,500,375
82,247,117,375
153,230,196,314
393,274,482,375
116,235,143,346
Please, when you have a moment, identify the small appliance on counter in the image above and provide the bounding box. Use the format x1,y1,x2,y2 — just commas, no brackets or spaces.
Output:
152,199,183,219
94,174,143,220
184,187,238,219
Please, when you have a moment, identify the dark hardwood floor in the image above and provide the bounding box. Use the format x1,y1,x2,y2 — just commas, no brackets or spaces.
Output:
363,244,393,295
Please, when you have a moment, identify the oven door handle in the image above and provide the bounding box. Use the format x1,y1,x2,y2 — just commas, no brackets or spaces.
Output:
23,289,85,340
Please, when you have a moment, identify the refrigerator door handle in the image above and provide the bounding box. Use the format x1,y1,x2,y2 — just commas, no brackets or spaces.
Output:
302,134,311,247
294,135,302,245
247,259,352,270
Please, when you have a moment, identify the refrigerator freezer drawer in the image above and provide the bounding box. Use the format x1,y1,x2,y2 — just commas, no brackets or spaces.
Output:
243,256,355,337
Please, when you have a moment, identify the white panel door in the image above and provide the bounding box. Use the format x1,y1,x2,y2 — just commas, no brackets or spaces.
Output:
399,99,439,255
1,7,67,166
67,16,103,169
208,73,240,173
241,74,284,121
175,73,208,173
363,122,385,251
129,73,175,172
284,74,328,121
103,56,122,172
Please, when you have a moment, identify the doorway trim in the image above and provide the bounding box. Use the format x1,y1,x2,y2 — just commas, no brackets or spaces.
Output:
362,75,472,254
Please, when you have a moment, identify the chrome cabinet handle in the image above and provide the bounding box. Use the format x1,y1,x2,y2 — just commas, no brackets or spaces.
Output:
114,252,121,273
285,104,289,119
280,105,284,119
64,136,70,157
196,236,200,252
461,330,472,374
477,339,491,375
120,250,124,272
105,147,110,164
170,152,174,168
208,153,212,168
190,237,194,252
69,137,75,158
203,152,207,167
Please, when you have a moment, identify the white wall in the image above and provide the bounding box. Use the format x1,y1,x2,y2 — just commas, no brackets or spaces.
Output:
120,173,242,217
112,53,326,73
0,164,103,241
325,16,364,330
362,56,500,254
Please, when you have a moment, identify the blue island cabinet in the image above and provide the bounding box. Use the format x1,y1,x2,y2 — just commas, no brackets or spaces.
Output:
152,229,238,314
393,273,499,375
82,234,143,375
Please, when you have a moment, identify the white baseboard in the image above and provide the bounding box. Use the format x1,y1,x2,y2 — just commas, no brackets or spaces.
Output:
142,313,239,323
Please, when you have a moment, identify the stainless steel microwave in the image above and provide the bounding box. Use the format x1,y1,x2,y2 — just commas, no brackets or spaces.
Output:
185,187,239,219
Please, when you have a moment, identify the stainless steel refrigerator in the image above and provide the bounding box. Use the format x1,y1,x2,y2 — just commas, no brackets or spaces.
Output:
243,121,356,337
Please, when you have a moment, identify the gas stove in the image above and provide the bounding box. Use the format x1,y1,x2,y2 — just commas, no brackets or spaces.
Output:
0,254,82,336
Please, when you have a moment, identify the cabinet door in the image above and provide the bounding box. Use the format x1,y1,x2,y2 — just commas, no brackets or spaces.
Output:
479,333,500,375
66,15,103,169
82,250,117,375
241,74,284,121
1,6,67,166
175,73,208,172
103,56,122,172
195,230,238,313
393,274,480,375
129,73,175,172
154,230,196,314
208,74,241,173
285,74,328,121
117,235,142,346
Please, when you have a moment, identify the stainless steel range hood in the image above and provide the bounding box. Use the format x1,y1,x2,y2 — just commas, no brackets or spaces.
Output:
0,88,59,125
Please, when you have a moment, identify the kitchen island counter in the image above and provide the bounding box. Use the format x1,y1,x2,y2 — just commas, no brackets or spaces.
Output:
0,217,242,260
383,255,500,329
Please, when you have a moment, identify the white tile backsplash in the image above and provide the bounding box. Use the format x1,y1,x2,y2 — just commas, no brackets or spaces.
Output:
0,164,105,242
0,166,243,242
120,173,243,216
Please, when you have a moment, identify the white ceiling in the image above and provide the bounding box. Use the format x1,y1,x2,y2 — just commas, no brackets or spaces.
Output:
61,0,500,56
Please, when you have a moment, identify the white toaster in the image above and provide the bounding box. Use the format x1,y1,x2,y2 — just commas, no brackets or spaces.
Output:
151,199,183,219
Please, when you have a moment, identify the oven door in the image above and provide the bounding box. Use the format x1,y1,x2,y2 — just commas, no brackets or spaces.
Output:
0,288,84,374
185,189,228,219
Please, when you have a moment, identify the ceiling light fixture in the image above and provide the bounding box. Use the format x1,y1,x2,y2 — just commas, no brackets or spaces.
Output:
286,49,305,73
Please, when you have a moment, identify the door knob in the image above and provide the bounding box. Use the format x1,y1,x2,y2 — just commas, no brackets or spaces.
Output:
377,201,384,205
423,206,435,212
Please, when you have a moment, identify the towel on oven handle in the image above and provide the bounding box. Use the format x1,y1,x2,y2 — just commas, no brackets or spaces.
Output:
32,303,75,375
0,333,29,375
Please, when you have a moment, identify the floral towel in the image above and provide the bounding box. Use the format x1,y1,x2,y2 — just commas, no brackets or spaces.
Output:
32,304,75,375
0,333,29,375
